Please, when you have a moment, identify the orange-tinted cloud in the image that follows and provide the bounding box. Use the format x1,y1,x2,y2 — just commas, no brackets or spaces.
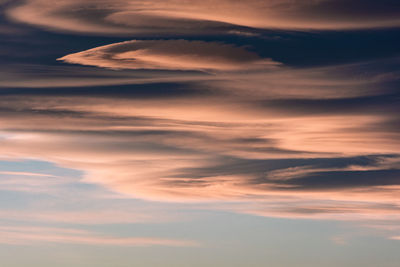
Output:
0,34,399,231
58,40,279,71
0,89,399,210
6,0,400,36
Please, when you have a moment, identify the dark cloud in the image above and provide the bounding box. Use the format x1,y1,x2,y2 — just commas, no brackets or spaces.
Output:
0,82,214,98
170,155,390,180
278,169,400,190
257,93,400,116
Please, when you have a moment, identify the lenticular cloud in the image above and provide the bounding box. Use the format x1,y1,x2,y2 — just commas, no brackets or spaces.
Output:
58,40,279,72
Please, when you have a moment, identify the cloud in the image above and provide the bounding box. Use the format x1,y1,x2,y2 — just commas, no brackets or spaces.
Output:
0,209,176,225
0,90,399,211
0,64,210,88
1,0,399,250
0,172,67,193
0,225,198,246
5,0,400,36
0,29,399,230
58,40,279,72
0,171,56,177
56,47,400,102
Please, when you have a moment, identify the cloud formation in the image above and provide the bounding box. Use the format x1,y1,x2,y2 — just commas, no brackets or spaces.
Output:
5,0,400,36
0,225,197,246
0,70,399,223
58,40,279,71
0,1,400,243
1,40,399,222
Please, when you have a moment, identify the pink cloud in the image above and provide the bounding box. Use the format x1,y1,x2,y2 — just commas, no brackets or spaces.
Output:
6,0,400,35
58,40,279,72
0,43,399,230
0,226,198,247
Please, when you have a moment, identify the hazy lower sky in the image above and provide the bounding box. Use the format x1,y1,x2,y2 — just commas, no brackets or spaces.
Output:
0,1,400,266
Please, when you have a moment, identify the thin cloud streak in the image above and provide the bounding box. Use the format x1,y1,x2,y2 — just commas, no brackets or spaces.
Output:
0,225,198,247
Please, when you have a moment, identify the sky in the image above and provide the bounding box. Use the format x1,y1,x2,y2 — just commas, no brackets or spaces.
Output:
0,0,400,266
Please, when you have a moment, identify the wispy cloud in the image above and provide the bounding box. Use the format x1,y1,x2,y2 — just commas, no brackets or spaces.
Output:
5,0,400,36
0,225,198,246
0,73,398,219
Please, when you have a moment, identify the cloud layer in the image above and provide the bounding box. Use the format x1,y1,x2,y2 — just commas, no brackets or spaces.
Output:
6,0,400,36
1,0,400,244
0,57,399,223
